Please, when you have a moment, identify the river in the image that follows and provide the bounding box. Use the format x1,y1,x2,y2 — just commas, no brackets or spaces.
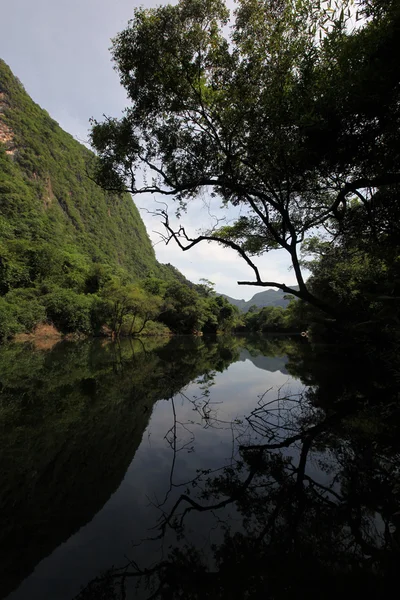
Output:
0,335,398,599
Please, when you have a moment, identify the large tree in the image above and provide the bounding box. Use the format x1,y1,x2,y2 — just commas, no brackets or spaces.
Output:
91,0,400,316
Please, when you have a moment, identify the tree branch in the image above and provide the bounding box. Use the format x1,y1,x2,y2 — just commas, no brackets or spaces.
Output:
158,209,264,284
331,173,400,217
237,280,302,298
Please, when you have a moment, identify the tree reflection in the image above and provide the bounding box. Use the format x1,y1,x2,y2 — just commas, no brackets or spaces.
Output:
76,340,400,600
0,335,240,598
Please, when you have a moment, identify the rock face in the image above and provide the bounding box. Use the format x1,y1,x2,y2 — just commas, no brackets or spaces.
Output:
0,91,15,155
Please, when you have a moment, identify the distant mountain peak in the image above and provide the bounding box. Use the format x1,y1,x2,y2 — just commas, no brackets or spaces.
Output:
220,286,299,312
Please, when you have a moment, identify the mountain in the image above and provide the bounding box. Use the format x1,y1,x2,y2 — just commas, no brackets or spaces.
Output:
221,287,299,312
0,58,159,283
1,59,205,339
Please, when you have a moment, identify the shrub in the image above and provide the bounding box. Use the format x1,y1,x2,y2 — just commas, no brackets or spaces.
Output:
5,288,46,331
90,296,112,333
0,297,21,341
44,288,94,333
138,320,171,337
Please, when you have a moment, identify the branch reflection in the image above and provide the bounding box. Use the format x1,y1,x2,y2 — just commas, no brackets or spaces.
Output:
75,339,400,599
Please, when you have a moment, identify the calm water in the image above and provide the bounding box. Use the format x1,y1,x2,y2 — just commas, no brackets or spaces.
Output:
0,335,398,599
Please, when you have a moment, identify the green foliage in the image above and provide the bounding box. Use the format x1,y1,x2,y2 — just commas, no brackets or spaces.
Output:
244,305,287,332
0,288,46,340
100,279,164,336
239,295,308,333
283,296,310,331
298,188,400,336
44,289,95,333
0,59,158,281
138,320,171,337
0,297,20,341
91,0,400,320
4,288,46,331
201,294,241,333
160,282,205,333
0,59,211,339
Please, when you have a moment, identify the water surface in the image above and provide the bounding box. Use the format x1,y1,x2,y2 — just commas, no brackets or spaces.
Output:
1,335,398,599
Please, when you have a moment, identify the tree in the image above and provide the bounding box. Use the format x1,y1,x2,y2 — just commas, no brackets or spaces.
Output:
124,291,163,337
159,281,204,333
245,305,286,331
101,280,162,337
91,0,400,319
197,278,215,297
200,293,240,332
44,288,94,333
291,178,400,333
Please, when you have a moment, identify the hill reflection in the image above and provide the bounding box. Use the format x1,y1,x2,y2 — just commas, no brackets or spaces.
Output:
0,336,243,599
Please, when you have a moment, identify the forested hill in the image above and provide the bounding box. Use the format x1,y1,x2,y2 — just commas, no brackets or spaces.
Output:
0,58,157,283
221,287,300,312
0,60,242,340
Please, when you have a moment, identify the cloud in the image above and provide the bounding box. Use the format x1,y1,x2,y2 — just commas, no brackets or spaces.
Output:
135,194,299,298
0,0,300,300
138,205,297,299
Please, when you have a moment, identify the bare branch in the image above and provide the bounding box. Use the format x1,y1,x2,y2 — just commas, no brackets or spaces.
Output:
157,208,264,284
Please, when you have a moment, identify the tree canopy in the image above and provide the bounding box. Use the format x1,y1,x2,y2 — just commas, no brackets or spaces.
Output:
91,0,400,318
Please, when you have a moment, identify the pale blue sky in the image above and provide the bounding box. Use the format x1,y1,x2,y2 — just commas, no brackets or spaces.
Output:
0,0,297,299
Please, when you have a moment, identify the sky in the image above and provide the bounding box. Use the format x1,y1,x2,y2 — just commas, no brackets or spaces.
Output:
0,0,298,300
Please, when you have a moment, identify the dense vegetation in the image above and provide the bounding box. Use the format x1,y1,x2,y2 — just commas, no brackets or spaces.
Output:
3,0,400,340
91,0,400,339
238,301,301,333
0,59,239,340
2,0,400,593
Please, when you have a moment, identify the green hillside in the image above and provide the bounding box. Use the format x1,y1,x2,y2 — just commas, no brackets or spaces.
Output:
0,60,241,340
0,58,158,287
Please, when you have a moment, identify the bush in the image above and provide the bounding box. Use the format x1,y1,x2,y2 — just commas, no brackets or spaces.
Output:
44,289,94,333
0,297,21,341
118,316,171,337
138,320,171,337
5,288,46,331
90,296,111,334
